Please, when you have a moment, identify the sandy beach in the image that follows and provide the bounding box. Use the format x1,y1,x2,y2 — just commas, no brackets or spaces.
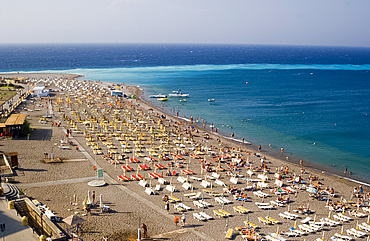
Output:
1,72,369,241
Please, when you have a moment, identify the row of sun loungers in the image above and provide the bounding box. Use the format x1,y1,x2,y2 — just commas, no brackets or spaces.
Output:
279,211,299,220
193,211,213,221
333,213,352,222
138,164,150,170
213,209,231,218
215,197,232,205
233,206,250,214
253,190,270,198
358,222,370,232
346,228,367,238
121,165,133,171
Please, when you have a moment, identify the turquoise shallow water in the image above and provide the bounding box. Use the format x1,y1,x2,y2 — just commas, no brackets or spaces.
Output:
45,64,370,183
0,44,369,183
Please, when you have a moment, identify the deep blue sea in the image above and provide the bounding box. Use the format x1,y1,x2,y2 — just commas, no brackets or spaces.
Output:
1,44,369,183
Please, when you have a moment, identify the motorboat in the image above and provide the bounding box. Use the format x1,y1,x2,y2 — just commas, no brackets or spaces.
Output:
169,90,189,97
150,94,167,98
157,98,168,101
208,98,215,102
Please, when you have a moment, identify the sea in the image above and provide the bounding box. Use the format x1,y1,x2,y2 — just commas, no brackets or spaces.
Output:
1,43,369,184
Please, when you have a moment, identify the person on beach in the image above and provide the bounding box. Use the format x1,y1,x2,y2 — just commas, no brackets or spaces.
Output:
165,200,170,213
181,213,186,226
174,216,179,226
141,223,147,238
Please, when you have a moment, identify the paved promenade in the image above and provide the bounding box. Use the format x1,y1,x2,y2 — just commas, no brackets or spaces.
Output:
0,196,38,241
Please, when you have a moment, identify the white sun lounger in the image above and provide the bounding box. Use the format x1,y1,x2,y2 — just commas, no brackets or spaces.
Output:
199,200,212,207
334,233,354,241
284,211,299,218
298,224,315,233
346,228,366,238
258,205,274,210
301,217,312,224
199,211,213,220
193,212,206,221
358,223,370,232
279,213,295,220
270,200,284,207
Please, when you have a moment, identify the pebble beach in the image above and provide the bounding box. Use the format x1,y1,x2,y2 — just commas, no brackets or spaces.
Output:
1,72,369,241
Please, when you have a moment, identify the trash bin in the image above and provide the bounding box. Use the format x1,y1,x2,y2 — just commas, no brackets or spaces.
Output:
8,200,14,209
21,216,28,226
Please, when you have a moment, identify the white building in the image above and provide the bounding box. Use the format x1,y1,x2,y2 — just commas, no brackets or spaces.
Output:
31,85,49,97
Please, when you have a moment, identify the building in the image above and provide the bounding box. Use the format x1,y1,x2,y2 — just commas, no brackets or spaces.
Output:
111,90,123,97
31,85,49,97
0,113,27,137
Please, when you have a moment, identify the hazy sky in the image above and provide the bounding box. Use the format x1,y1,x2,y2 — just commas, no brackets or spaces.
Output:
1,0,369,47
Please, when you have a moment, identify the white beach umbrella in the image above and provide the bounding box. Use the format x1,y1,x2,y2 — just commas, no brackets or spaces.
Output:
100,194,103,208
87,190,92,204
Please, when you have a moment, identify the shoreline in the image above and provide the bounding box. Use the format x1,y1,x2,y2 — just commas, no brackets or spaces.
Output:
135,85,370,188
1,72,370,240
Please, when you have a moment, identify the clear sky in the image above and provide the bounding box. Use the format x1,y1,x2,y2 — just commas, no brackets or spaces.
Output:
1,0,369,47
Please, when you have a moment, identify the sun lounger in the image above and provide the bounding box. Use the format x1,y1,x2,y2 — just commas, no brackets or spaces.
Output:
334,233,354,241
333,214,348,222
182,182,192,190
131,175,139,180
137,174,144,180
284,211,299,218
215,179,226,187
158,177,166,184
190,176,202,181
244,221,258,228
177,176,186,183
233,206,250,214
258,205,274,210
193,201,206,208
212,172,221,179
298,224,315,233
258,217,272,225
214,209,227,218
210,193,223,197
199,211,213,220
201,180,211,188
184,192,198,197
193,212,206,221
130,158,139,163
177,203,191,211
301,217,312,224
320,217,340,226
225,228,233,239
219,209,231,217
169,195,180,202
359,222,370,232
220,197,232,204
166,185,176,193
348,210,367,218
279,213,296,220
138,179,147,187
117,175,130,181
266,216,280,224
255,202,270,206
270,200,284,207
346,228,366,238
189,192,201,200
338,213,352,221
215,197,225,204
283,231,300,237
199,200,212,207
148,173,158,179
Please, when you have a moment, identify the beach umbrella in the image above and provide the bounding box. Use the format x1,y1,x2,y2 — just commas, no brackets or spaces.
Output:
100,194,103,208
87,190,92,204
328,210,331,219
294,220,297,229
63,215,86,226
322,231,325,240
341,225,344,235
367,215,369,224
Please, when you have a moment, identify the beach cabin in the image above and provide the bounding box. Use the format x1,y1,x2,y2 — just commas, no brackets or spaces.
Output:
111,90,123,97
31,85,49,97
0,113,27,137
